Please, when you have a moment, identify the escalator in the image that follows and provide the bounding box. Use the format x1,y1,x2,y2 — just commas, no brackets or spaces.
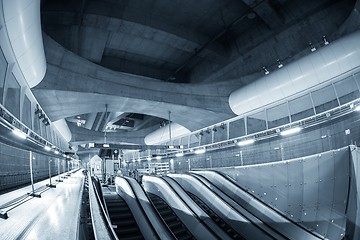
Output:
193,170,322,240
104,194,143,240
147,193,195,240
186,191,243,240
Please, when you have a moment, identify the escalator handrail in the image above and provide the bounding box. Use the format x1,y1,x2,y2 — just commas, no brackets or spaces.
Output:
161,175,222,240
115,176,159,239
122,176,173,240
90,176,119,240
145,191,178,240
190,172,285,240
92,176,111,220
205,170,323,239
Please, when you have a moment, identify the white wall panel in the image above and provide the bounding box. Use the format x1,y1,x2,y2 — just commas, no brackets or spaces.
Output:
229,31,360,115
2,0,46,88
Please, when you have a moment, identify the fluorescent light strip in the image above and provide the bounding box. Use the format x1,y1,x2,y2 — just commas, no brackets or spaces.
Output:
147,157,152,161
155,156,162,160
103,143,110,148
194,148,206,154
175,152,184,157
44,145,51,151
13,129,27,139
237,139,255,146
280,127,301,136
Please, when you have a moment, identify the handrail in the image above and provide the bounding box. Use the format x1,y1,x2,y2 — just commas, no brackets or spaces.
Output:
88,176,118,240
160,176,220,239
124,177,176,240
190,172,285,239
115,176,159,239
206,170,323,239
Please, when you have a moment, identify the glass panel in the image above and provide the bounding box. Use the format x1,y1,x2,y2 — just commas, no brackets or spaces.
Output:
200,129,212,145
180,136,188,147
33,112,40,134
0,48,7,103
354,72,360,90
247,110,266,134
289,94,314,122
333,76,360,105
4,73,20,118
267,102,290,129
189,134,199,148
214,124,228,142
311,85,338,114
229,118,245,139
23,95,32,128
40,120,46,138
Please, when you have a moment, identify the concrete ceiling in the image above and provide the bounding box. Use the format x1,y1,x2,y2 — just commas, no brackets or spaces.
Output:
35,0,358,150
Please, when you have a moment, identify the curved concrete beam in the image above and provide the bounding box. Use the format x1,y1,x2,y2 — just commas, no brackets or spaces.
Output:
33,34,235,130
67,121,155,145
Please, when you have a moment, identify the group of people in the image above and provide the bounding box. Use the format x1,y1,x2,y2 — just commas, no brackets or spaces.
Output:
128,169,143,183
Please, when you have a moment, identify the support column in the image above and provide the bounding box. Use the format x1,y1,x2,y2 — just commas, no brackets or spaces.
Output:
46,159,56,188
28,151,41,197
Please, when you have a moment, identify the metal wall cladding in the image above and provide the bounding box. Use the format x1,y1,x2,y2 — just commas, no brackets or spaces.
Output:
346,147,360,239
0,141,63,192
217,146,350,240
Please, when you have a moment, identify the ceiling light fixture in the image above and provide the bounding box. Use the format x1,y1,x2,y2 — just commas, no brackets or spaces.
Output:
155,156,162,160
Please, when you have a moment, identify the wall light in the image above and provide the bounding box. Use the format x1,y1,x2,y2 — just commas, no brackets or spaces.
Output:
44,145,51,151
103,143,110,148
175,152,184,157
54,150,59,155
13,129,27,139
262,66,270,75
309,42,316,52
155,156,162,160
323,36,329,45
147,156,152,161
194,148,206,154
237,139,255,146
280,127,301,136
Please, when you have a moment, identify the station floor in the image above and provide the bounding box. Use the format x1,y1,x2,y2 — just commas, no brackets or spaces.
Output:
0,170,84,240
